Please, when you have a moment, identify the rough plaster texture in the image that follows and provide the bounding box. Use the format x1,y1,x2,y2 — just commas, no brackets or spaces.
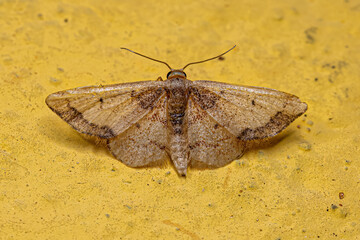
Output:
1,0,360,239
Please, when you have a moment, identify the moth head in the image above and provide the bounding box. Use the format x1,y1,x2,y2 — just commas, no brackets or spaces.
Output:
167,69,187,79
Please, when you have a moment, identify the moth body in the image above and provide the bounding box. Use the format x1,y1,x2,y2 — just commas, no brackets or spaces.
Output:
165,71,190,175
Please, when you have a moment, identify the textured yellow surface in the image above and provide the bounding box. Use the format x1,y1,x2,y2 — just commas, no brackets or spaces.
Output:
1,0,360,239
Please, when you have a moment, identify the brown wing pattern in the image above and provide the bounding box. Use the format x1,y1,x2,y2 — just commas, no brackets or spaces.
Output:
107,94,169,167
190,80,307,141
45,81,165,138
187,98,246,168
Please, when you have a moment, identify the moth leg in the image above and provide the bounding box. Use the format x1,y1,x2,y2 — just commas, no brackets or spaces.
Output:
156,76,164,81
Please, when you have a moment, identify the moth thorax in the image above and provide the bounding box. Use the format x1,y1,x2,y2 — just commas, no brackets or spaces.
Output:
167,70,187,79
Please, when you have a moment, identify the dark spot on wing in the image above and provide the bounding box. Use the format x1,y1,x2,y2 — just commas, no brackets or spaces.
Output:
50,103,116,138
214,123,219,129
237,111,300,140
252,100,255,106
99,97,103,103
136,87,164,109
135,123,140,128
190,87,219,110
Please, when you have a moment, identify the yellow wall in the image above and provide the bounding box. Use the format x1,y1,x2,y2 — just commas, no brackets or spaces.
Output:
1,0,360,239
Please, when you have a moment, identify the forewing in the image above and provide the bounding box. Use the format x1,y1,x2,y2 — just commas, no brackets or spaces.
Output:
188,98,246,168
107,94,169,167
46,81,165,138
190,80,307,140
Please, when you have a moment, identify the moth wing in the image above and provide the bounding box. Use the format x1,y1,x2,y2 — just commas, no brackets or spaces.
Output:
46,81,165,138
190,80,307,140
187,98,246,168
107,94,169,167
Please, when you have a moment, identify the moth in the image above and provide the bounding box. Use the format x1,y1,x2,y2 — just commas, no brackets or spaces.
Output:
46,46,307,176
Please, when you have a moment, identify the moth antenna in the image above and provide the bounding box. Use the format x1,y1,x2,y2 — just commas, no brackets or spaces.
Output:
182,45,236,70
121,47,172,70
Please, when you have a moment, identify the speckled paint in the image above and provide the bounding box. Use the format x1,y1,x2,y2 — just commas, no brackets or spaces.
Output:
0,0,359,239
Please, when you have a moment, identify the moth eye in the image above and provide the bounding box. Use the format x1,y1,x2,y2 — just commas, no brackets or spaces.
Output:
166,71,171,78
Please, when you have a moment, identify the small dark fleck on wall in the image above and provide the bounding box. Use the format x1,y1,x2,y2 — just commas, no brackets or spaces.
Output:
339,192,345,199
304,27,318,44
218,56,225,61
